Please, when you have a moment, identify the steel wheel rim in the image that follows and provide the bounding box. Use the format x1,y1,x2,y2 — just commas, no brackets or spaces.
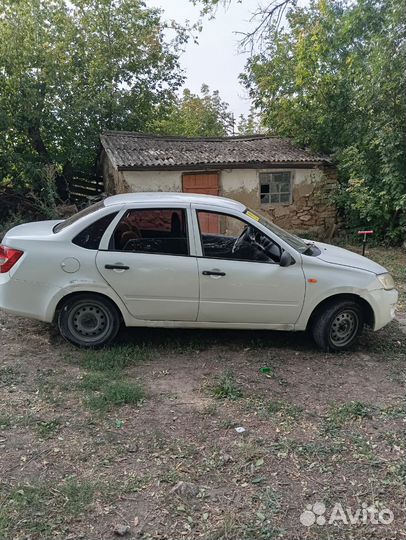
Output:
67,302,111,343
329,309,359,347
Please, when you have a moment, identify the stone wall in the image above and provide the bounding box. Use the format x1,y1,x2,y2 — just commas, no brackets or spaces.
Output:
102,150,130,195
263,166,338,238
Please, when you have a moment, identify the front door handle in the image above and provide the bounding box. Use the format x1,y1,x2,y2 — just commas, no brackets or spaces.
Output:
105,264,130,270
202,270,226,277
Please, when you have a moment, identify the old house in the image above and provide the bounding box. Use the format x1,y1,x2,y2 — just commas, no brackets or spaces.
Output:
99,131,337,234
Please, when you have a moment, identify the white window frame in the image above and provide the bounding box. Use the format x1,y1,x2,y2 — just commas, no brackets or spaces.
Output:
259,170,294,205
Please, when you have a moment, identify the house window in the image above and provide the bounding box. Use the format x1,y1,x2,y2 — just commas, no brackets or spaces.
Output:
260,172,292,204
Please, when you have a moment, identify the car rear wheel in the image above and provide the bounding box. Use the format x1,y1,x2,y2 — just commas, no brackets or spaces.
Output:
311,300,364,352
58,294,121,348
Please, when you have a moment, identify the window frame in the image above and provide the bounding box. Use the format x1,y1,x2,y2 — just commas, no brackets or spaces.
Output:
259,170,293,206
105,206,191,257
195,208,280,264
72,211,119,250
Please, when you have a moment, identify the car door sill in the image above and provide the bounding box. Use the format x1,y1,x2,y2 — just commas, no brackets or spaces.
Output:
124,319,295,330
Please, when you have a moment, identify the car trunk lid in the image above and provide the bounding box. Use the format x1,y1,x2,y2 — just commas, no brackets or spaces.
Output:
2,220,61,243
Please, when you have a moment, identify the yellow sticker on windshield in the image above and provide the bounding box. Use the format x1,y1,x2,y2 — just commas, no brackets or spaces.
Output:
245,210,260,222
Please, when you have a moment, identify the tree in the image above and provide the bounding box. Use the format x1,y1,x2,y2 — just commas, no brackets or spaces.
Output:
153,84,234,136
192,0,297,50
237,106,262,135
0,0,186,192
241,0,405,243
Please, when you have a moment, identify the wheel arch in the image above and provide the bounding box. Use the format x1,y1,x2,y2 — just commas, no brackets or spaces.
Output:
52,290,126,325
307,293,375,331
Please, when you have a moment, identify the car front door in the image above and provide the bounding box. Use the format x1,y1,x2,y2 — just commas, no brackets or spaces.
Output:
96,206,199,321
193,207,306,325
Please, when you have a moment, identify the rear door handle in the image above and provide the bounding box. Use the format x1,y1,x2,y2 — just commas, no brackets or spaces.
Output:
105,264,130,270
202,270,226,276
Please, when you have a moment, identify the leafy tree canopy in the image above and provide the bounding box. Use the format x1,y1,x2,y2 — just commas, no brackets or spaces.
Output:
153,84,234,137
0,0,187,190
196,0,405,242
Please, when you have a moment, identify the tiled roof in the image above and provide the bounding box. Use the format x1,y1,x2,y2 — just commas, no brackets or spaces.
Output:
100,131,329,170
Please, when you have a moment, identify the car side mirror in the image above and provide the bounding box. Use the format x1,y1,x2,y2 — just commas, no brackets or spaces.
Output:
279,250,295,267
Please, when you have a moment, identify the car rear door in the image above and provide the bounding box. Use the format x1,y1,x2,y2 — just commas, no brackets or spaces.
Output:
96,205,199,321
192,205,306,325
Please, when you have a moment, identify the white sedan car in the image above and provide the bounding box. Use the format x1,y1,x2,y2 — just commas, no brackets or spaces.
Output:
0,193,398,351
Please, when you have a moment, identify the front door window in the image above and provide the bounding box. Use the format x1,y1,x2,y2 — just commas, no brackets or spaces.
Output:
197,210,281,263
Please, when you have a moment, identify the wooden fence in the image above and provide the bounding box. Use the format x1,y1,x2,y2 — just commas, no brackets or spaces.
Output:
68,174,104,204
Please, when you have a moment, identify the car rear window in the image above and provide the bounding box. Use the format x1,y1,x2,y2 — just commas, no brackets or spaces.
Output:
72,212,119,250
53,201,105,233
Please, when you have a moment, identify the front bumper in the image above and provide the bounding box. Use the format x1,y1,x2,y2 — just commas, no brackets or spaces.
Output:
364,288,398,331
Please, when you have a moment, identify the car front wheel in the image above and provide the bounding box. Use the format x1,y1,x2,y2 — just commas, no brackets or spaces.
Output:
311,300,364,352
58,293,121,348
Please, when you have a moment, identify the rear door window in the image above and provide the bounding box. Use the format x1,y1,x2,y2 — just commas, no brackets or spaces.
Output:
109,208,189,256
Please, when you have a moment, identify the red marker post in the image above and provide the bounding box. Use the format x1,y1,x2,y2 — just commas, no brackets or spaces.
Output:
358,230,374,256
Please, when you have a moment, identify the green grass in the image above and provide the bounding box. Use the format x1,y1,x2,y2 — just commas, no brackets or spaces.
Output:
86,380,145,411
79,371,111,391
322,401,373,434
37,419,61,438
0,415,13,429
69,346,148,412
270,438,344,459
212,369,242,400
267,400,303,420
0,366,20,385
68,344,152,373
0,478,101,538
251,487,282,524
60,478,96,515
379,404,405,419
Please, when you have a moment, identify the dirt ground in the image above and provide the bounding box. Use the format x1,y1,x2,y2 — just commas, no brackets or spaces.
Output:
0,246,405,540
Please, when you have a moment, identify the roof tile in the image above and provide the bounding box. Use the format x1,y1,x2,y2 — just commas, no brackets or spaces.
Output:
100,131,329,170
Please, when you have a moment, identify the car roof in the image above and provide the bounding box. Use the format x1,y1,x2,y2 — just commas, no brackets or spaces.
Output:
104,192,246,211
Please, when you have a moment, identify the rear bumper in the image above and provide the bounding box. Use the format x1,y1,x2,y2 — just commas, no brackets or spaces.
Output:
364,288,398,331
0,275,60,322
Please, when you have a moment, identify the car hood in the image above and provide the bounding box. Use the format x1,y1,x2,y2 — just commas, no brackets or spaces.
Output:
313,241,387,274
2,220,61,241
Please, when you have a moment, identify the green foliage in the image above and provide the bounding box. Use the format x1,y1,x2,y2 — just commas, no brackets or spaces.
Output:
0,0,185,190
154,84,234,136
37,419,61,438
242,0,405,243
237,107,262,135
212,369,242,400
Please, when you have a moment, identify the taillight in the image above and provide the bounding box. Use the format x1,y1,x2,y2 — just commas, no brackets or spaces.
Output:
0,245,24,273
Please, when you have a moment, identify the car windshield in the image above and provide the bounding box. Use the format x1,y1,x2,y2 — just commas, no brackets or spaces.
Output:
53,201,105,233
244,208,309,253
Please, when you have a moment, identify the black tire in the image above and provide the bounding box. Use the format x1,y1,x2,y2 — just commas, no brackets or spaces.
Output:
58,293,121,348
311,300,364,352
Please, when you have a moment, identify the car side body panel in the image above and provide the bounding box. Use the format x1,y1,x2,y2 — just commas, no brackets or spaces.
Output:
0,193,398,337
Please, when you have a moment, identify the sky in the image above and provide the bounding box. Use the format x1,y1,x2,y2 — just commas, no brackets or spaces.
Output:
148,0,259,118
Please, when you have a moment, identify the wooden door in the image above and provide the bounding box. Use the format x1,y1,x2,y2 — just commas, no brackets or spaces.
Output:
182,173,220,233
